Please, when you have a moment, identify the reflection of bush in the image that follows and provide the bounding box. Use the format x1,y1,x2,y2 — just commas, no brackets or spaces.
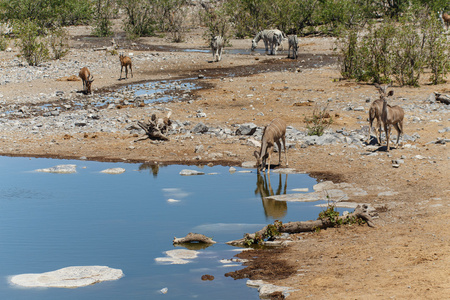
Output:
255,172,287,220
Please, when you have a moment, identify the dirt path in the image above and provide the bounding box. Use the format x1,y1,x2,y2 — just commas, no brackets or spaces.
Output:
0,26,449,299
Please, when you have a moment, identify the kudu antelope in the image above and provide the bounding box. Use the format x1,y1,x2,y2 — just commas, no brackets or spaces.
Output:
367,85,394,144
376,84,404,151
119,53,133,79
254,118,288,173
78,67,94,94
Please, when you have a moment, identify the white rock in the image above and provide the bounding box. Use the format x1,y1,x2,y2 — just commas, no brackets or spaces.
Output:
35,164,76,174
100,167,126,174
179,169,205,176
10,266,123,288
155,249,199,265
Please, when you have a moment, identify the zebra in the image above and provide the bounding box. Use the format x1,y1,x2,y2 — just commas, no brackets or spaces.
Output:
288,35,299,59
266,30,283,55
210,35,224,62
251,29,286,53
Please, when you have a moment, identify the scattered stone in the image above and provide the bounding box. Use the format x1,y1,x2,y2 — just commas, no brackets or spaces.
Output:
236,123,257,135
100,167,126,174
201,274,214,281
179,169,205,176
155,249,199,265
35,164,77,174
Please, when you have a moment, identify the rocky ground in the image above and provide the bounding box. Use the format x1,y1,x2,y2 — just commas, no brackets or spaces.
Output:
0,24,449,299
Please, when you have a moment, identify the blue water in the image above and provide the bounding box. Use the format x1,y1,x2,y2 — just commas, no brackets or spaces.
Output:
0,156,327,299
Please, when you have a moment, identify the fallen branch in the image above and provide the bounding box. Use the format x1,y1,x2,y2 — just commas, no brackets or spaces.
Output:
173,232,216,244
434,92,450,105
135,112,172,142
226,205,375,246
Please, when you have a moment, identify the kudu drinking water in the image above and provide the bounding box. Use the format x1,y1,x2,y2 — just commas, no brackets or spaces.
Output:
254,118,288,173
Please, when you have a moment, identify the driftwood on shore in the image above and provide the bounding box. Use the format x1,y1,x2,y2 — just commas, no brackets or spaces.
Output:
173,232,216,244
434,92,450,105
135,112,172,142
226,205,375,246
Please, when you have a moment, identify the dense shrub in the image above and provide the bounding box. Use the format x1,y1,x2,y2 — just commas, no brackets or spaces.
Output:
92,0,117,37
49,26,69,59
337,7,450,86
119,0,155,38
15,19,49,66
0,0,92,27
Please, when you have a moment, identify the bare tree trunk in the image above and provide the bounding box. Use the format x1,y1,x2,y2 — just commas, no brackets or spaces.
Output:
226,205,375,247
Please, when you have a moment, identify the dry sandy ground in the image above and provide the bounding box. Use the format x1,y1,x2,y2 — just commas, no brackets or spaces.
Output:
0,25,449,299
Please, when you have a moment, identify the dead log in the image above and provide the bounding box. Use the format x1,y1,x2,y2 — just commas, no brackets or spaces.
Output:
226,205,375,246
135,112,172,142
434,92,450,105
173,232,216,244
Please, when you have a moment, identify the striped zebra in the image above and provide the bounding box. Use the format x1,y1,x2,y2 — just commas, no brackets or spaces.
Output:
288,35,299,59
266,30,283,55
210,35,224,62
251,29,286,53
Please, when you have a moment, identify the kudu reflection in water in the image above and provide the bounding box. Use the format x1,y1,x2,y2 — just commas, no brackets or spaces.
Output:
255,172,288,220
138,163,165,177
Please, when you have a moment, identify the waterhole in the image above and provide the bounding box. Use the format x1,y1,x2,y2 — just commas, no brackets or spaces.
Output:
0,156,340,299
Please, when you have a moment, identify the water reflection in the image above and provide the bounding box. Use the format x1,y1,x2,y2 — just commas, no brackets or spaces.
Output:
255,172,288,220
138,163,164,177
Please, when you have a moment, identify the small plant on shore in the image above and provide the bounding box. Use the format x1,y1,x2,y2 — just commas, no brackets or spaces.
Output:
318,193,366,227
304,104,333,136
244,220,283,246
318,204,342,226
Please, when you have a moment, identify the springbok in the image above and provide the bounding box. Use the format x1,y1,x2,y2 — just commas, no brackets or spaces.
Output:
367,85,394,144
254,118,288,173
119,53,133,79
210,35,224,62
288,35,299,59
377,84,404,151
78,67,94,94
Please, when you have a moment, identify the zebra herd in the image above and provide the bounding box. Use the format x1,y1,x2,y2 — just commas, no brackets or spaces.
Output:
210,29,299,62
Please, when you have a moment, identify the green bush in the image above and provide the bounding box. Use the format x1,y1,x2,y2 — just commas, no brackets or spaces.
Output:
0,35,8,51
119,0,155,38
304,104,333,136
16,19,49,66
0,0,92,27
337,6,450,86
92,0,117,37
49,26,69,59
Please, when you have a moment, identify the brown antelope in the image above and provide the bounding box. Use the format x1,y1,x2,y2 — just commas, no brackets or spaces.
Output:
377,84,404,151
367,85,395,144
254,118,288,173
440,11,450,30
119,53,133,79
78,67,94,94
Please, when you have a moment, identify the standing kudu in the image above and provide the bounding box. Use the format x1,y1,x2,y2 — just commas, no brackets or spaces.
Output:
376,84,404,151
367,85,395,144
79,67,94,94
254,118,288,173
